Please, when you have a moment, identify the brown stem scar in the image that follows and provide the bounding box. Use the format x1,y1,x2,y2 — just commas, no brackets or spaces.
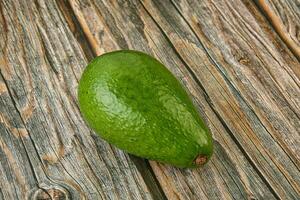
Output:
194,155,207,165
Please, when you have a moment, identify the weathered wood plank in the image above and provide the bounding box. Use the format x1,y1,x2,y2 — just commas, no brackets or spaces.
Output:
0,0,160,199
255,0,300,58
142,0,300,198
67,0,300,199
145,0,300,198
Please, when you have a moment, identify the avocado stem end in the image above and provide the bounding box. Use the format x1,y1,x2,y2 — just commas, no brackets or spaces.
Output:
194,155,207,166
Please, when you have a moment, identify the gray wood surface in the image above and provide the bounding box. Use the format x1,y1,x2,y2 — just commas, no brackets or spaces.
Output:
0,0,299,199
0,0,163,199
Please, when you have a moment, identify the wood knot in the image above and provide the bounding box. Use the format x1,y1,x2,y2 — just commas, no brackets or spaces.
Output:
33,188,66,200
238,57,250,65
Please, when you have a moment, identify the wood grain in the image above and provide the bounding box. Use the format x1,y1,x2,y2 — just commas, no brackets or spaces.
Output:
1,0,299,199
142,0,300,198
0,0,161,199
255,0,300,58
69,0,299,199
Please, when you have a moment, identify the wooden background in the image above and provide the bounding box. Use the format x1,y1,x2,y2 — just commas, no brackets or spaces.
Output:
0,0,299,199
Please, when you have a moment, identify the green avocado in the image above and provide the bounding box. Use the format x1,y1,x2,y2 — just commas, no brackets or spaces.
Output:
78,50,213,168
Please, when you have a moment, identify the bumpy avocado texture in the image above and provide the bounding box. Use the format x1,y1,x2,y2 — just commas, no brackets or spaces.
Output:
78,50,213,168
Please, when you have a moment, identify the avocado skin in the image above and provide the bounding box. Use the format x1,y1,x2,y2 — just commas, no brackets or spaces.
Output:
78,50,213,168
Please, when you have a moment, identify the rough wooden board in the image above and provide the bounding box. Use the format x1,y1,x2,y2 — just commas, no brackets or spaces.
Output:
165,0,300,160
142,0,300,198
255,0,300,58
68,0,300,199
0,0,160,199
1,0,299,199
